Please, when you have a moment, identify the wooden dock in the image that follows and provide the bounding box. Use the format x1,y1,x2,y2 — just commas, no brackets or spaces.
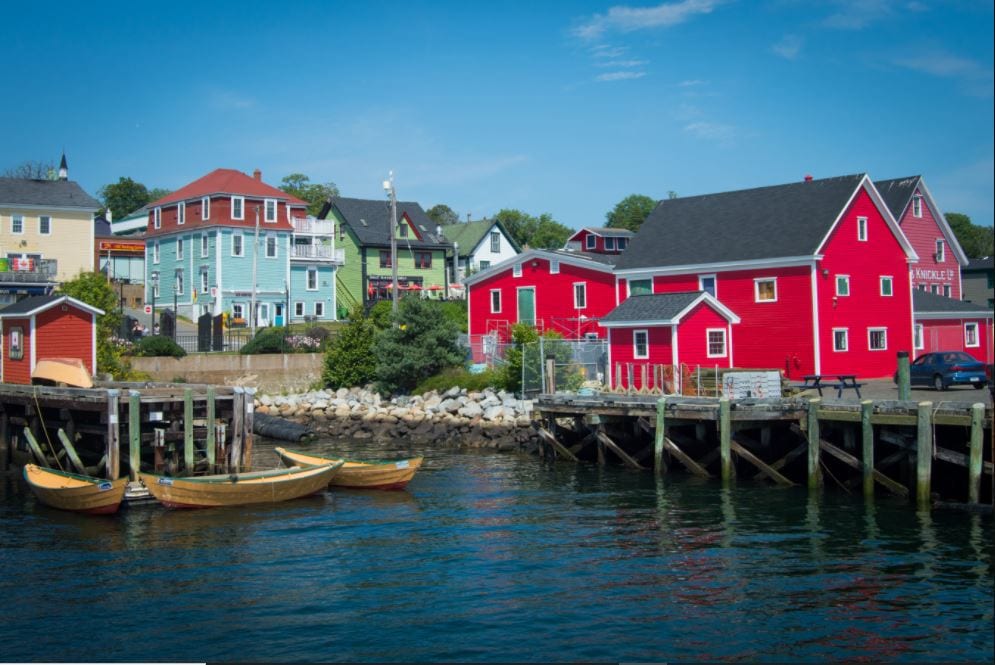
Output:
534,394,993,510
0,383,256,482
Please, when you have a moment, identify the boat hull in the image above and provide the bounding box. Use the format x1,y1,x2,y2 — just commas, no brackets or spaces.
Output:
138,464,340,509
23,464,128,514
275,447,423,490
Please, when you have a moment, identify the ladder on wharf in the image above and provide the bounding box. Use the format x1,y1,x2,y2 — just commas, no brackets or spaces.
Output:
533,393,993,510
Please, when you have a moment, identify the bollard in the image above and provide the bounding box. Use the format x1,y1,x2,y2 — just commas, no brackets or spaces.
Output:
897,351,911,401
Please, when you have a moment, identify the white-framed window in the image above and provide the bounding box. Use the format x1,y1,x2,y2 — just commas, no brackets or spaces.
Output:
176,237,184,261
513,263,522,278
264,198,277,223
836,275,850,297
931,284,939,294
833,328,848,352
935,239,945,263
633,329,649,359
918,283,927,292
151,272,160,298
943,284,951,298
914,324,923,350
880,276,893,296
11,214,23,234
231,196,244,221
490,289,501,314
699,274,716,297
200,270,209,294
965,322,979,347
913,195,923,218
857,216,868,242
232,233,244,257
314,301,325,317
706,328,727,357
479,260,490,270
201,234,209,258
618,238,627,250
153,207,161,229
177,201,185,225
202,197,210,220
629,279,652,296
573,282,587,309
754,277,777,302
868,327,887,351
39,215,51,235
175,271,184,296
490,231,500,253
232,303,244,320
266,235,277,258
306,266,318,291
152,240,160,264
586,234,597,250
294,302,305,317
550,260,560,275
605,236,616,251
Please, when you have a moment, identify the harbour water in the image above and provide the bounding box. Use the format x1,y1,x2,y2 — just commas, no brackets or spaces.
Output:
1,438,992,662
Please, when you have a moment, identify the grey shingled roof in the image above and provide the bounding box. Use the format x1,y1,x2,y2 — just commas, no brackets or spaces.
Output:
913,290,993,315
582,227,635,237
0,177,101,210
873,176,920,220
326,196,451,248
0,295,63,316
964,256,993,273
602,292,706,323
546,248,620,266
615,174,866,270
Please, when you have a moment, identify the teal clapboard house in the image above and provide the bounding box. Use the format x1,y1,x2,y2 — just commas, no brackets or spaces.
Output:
144,168,341,328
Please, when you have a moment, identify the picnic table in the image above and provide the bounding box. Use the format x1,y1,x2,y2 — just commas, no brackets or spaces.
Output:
794,374,863,399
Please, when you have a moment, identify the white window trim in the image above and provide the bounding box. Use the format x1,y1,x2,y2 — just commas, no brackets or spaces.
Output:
857,216,868,242
11,214,24,234
550,260,560,275
586,234,597,250
38,215,51,235
231,196,245,221
605,236,616,251
200,270,209,294
832,327,849,352
177,201,186,225
232,303,245,320
490,232,500,253
176,237,184,261
175,271,184,296
202,197,210,220
265,234,277,258
964,322,980,348
314,301,325,317
152,240,160,264
943,284,951,298
706,328,727,358
490,289,502,314
231,232,244,257
573,282,587,309
754,277,777,303
880,276,893,297
836,275,850,297
199,234,209,258
294,302,305,317
628,279,652,297
306,267,318,291
935,239,945,263
264,198,277,223
913,195,923,218
512,263,522,278
153,207,161,229
699,273,717,297
633,329,649,359
868,327,888,351
914,324,924,350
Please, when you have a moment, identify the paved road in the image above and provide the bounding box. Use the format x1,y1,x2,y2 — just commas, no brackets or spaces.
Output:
800,378,991,406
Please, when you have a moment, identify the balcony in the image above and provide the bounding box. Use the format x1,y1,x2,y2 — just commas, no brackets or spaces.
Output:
292,216,335,235
0,258,58,283
290,245,345,263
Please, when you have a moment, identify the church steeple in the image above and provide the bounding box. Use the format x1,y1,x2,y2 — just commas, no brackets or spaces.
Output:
58,152,68,180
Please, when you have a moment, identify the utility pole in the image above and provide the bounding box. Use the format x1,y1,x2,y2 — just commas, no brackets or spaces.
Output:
383,172,399,315
250,205,260,337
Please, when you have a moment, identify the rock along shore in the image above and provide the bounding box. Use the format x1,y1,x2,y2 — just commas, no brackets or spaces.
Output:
254,386,540,452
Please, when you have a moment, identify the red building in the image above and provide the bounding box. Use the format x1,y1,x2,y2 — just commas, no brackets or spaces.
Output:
612,174,918,380
564,227,634,255
464,249,619,343
0,295,103,384
912,290,993,364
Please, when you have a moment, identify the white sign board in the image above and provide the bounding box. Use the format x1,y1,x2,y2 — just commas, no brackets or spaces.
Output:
721,371,782,399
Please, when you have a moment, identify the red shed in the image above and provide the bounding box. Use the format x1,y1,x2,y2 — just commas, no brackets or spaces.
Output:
0,295,103,385
912,290,994,364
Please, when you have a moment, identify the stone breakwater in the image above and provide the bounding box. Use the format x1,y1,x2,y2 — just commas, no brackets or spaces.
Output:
254,386,540,451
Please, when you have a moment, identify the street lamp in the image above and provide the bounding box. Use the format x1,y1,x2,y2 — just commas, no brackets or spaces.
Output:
150,271,159,333
250,205,261,337
382,172,399,315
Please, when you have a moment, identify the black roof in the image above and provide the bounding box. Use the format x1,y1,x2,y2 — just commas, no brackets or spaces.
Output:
615,174,866,270
0,177,100,209
964,256,993,272
545,248,620,266
602,292,707,323
913,290,992,315
324,196,451,248
873,176,920,220
0,295,63,316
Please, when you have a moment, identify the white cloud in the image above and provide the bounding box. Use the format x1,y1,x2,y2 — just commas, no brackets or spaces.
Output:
892,49,994,97
678,79,708,87
574,0,722,40
594,59,649,68
771,34,803,60
208,89,256,110
596,71,648,82
822,0,893,30
684,121,735,141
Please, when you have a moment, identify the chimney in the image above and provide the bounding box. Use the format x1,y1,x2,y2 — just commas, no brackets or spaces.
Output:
804,174,813,182
253,169,262,181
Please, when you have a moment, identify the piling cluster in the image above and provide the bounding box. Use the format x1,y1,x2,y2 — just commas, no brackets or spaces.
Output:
254,386,539,450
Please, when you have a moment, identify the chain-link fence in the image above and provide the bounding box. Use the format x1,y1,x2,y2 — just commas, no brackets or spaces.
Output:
520,338,608,397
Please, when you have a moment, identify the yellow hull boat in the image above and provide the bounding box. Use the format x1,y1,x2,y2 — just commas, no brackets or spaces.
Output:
23,464,127,514
274,447,422,490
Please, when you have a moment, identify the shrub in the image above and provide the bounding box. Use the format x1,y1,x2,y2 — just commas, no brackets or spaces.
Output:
322,311,378,389
132,335,187,358
240,327,292,354
413,366,505,395
373,297,464,394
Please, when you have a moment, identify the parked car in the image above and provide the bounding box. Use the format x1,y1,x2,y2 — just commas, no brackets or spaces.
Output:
899,351,989,390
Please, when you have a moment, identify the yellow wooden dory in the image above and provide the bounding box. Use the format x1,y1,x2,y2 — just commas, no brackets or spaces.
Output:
138,462,341,509
274,447,423,490
23,464,128,514
31,358,93,388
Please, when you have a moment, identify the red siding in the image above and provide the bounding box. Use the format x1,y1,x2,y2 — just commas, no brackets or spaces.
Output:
2,316,33,384
898,188,961,298
675,303,734,369
817,188,914,378
148,196,303,236
918,318,994,364
608,327,672,390
468,258,616,340
36,307,95,375
567,229,627,255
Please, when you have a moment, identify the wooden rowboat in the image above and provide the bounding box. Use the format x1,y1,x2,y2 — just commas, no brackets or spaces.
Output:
138,463,341,509
31,357,93,388
274,447,423,490
23,464,128,515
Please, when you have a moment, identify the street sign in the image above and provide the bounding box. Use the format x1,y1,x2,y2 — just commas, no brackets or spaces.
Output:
144,305,152,315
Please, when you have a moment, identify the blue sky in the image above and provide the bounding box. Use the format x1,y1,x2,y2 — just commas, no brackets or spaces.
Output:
4,0,993,228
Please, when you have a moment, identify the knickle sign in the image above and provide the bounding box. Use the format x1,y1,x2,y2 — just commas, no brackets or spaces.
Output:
914,268,956,281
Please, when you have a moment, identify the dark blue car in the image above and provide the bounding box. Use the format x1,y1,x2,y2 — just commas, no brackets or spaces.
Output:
906,351,988,390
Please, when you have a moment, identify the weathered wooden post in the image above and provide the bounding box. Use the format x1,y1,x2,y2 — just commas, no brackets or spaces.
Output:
183,388,194,473
105,389,121,480
861,400,874,498
897,351,911,401
206,387,216,472
916,401,933,510
654,397,666,475
243,387,256,470
545,359,556,395
128,391,141,480
0,406,8,472
807,398,822,489
231,387,244,473
968,402,984,504
719,397,732,482
590,414,605,465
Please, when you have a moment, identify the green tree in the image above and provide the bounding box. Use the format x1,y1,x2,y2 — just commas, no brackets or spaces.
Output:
322,307,378,389
493,209,572,249
99,177,152,220
2,160,57,179
280,173,339,216
605,194,657,232
57,272,127,378
147,187,172,204
426,204,460,226
373,297,464,394
945,212,994,258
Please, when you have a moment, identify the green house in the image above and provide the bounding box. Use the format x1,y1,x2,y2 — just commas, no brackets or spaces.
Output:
321,196,454,313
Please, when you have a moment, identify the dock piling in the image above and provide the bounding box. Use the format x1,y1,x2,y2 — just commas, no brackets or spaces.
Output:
719,397,732,482
128,391,141,480
105,389,121,480
183,388,194,473
861,400,874,498
807,398,822,489
916,401,933,510
969,402,984,504
654,397,666,475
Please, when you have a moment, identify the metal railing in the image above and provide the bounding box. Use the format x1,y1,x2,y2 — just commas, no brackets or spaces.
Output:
292,217,335,235
290,245,344,262
172,331,253,353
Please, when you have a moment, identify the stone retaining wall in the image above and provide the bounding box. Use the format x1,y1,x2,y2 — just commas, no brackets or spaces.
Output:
129,353,323,393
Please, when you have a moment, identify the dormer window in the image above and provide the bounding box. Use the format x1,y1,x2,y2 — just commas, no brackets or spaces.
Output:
399,222,408,238
585,234,597,250
605,237,616,251
231,196,244,221
177,201,185,225
202,197,210,220
912,195,923,218
153,207,161,229
264,199,277,223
